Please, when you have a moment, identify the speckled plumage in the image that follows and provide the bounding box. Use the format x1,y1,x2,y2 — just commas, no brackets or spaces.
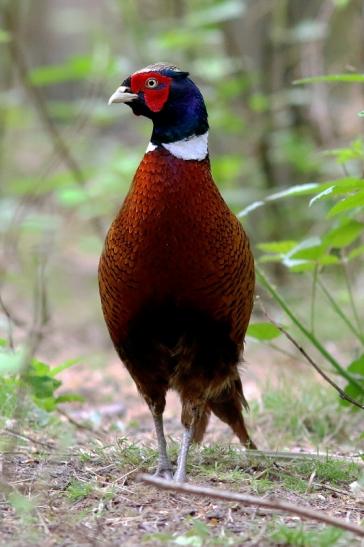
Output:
99,148,255,445
99,149,254,346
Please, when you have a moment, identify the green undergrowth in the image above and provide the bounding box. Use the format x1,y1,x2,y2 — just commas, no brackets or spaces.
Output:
268,522,345,547
77,436,362,495
2,396,362,547
249,377,362,448
144,519,237,546
1,378,362,545
0,338,83,425
143,518,349,546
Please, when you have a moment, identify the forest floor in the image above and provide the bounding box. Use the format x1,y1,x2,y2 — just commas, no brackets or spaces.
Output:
0,348,363,546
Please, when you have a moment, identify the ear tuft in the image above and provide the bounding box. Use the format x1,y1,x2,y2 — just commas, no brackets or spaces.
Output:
169,70,190,80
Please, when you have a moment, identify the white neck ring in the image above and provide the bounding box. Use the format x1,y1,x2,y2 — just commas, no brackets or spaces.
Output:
146,131,208,161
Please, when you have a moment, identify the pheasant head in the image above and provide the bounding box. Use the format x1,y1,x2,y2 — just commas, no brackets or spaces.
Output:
108,63,209,160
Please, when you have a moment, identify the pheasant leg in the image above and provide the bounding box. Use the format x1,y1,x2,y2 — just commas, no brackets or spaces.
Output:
173,425,194,482
152,413,174,479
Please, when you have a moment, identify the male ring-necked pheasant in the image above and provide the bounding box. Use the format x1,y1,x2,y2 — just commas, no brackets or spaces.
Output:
99,63,256,482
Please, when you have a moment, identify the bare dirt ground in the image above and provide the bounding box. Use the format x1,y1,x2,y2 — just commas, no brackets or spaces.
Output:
1,347,363,546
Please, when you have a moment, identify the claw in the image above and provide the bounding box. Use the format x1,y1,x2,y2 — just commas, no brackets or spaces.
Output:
154,464,174,480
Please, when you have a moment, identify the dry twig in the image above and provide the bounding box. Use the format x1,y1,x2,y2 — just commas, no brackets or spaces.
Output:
139,474,364,538
2,428,54,450
57,408,107,441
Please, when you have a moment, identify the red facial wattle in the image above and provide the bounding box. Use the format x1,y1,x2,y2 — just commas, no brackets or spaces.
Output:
130,72,172,113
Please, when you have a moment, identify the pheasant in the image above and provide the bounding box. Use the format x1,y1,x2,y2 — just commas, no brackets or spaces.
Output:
99,63,256,482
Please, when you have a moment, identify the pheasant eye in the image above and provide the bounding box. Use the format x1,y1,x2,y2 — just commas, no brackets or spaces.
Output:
145,78,159,89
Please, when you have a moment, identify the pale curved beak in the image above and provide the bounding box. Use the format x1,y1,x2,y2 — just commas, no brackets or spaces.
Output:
108,86,138,105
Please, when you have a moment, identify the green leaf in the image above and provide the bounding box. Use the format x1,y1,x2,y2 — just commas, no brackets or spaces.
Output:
0,29,11,43
247,322,281,341
316,255,340,265
348,244,364,260
323,219,364,248
286,237,322,256
249,93,269,113
257,241,297,254
258,255,283,264
55,393,85,404
26,375,61,399
267,183,319,200
238,184,320,217
155,28,217,50
283,260,315,272
307,178,364,206
212,155,243,182
30,360,50,376
327,190,364,217
56,187,88,207
323,140,364,163
341,381,364,408
289,243,325,261
309,186,335,206
186,0,245,27
50,357,82,377
283,254,339,271
333,0,350,8
0,351,23,375
330,181,364,196
33,396,57,412
294,74,364,85
29,55,93,86
348,355,364,375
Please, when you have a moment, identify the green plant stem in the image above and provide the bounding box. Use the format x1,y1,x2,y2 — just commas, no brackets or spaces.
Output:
341,257,363,339
317,278,364,346
255,266,364,393
310,266,318,335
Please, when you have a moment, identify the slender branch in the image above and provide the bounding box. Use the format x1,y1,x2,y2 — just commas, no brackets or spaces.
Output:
0,295,14,349
255,266,364,394
0,294,25,330
2,428,54,449
139,474,364,538
258,300,364,410
57,408,107,440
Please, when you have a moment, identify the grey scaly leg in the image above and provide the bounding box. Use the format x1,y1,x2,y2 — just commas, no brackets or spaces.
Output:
173,425,194,482
152,413,174,479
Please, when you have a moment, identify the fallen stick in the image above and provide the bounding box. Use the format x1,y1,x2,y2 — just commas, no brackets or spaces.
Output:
139,474,364,538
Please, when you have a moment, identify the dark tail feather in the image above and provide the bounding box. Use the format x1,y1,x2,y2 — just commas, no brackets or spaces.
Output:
192,406,211,443
209,380,256,449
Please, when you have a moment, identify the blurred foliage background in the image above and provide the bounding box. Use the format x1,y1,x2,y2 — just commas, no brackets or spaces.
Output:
0,0,364,412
